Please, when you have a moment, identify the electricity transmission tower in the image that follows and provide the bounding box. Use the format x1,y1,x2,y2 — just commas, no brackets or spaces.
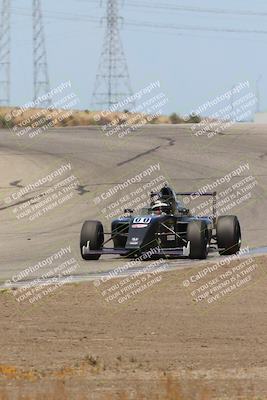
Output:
92,0,134,110
33,0,51,106
0,0,11,106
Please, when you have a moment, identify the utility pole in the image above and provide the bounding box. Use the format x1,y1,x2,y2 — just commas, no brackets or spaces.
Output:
33,0,51,107
92,0,134,110
0,0,11,106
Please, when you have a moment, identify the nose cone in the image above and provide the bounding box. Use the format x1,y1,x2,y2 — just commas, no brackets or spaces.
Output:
126,216,157,251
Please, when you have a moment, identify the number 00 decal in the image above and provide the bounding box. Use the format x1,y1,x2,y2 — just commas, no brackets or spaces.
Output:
133,217,151,224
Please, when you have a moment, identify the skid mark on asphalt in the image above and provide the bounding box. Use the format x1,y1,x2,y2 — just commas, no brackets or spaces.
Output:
159,137,176,146
10,180,24,188
117,145,161,166
76,185,90,195
117,136,178,166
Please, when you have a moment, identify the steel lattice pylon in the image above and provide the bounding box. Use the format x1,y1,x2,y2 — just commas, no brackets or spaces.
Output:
33,0,51,106
0,0,11,106
92,0,134,110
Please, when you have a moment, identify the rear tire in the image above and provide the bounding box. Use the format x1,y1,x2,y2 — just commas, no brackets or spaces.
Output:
187,220,209,259
80,220,104,260
217,215,241,255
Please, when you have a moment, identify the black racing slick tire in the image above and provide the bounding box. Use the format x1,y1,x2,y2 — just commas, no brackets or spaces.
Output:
216,215,241,256
80,220,104,260
187,220,209,260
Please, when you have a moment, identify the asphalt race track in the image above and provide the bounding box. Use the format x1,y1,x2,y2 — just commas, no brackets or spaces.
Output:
0,123,266,286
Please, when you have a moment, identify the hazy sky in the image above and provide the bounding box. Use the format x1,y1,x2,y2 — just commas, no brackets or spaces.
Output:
10,0,267,115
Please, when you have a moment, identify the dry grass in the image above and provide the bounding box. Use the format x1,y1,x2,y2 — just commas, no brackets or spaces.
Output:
103,375,211,400
0,373,261,400
0,107,197,129
0,375,211,400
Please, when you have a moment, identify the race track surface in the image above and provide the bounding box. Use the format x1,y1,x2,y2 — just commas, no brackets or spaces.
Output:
0,123,266,285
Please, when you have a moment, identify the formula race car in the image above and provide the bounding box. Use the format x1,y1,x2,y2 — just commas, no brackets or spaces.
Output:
80,185,241,260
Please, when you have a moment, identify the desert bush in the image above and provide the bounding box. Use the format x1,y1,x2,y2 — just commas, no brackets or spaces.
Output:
0,115,14,128
187,113,201,123
170,113,183,124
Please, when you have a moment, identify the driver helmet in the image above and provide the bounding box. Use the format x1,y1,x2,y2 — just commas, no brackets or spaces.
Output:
152,201,170,215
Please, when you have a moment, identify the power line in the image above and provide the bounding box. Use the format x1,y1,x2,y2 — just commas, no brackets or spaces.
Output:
10,6,267,36
127,19,267,35
124,1,267,18
78,0,267,18
11,6,100,23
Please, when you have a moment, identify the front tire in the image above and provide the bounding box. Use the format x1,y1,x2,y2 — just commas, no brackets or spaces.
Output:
216,215,241,255
80,220,104,260
187,220,209,259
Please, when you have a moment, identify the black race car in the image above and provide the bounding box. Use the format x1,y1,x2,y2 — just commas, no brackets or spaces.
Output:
80,185,241,260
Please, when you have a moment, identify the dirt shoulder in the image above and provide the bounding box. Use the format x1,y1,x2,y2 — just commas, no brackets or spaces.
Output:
0,255,266,399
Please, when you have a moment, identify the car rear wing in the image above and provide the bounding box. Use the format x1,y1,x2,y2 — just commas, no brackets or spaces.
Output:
176,191,217,222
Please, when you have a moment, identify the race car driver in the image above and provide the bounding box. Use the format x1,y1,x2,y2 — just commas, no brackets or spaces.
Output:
151,200,172,215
